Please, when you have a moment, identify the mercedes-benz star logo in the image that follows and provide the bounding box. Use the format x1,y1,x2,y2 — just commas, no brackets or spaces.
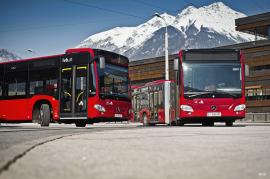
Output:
211,105,217,111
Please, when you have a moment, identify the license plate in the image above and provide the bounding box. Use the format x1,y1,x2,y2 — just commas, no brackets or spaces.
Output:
114,114,123,118
207,112,221,117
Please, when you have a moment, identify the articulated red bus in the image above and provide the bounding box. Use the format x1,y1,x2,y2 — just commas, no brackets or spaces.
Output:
0,48,131,127
132,49,246,126
132,80,176,125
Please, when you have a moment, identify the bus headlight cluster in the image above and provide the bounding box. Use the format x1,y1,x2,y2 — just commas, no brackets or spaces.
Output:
180,105,194,112
94,104,106,112
234,104,246,111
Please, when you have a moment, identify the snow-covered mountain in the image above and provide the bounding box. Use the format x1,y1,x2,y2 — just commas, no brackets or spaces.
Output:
77,2,255,61
0,49,21,62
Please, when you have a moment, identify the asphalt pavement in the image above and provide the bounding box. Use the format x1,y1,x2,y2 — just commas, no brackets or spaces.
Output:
0,123,270,179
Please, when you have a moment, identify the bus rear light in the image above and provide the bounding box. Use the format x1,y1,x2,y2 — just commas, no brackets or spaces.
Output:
180,105,194,112
94,104,106,112
234,104,246,111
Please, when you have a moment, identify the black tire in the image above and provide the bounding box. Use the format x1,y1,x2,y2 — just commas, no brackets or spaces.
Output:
75,122,86,127
40,104,51,127
170,121,177,126
202,121,214,127
225,121,233,127
177,120,185,126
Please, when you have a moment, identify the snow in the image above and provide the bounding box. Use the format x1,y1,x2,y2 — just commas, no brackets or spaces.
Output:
76,1,256,59
173,2,253,41
0,49,21,62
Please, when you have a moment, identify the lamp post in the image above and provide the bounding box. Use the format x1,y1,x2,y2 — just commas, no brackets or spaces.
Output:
154,13,169,80
154,13,170,125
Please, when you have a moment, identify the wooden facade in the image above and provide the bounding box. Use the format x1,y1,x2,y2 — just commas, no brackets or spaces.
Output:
129,54,178,86
240,42,270,112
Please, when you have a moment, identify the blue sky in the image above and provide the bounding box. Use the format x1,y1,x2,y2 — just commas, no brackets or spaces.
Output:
0,0,269,58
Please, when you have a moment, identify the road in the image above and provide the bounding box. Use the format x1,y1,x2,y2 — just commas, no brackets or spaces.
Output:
0,123,270,179
0,122,137,151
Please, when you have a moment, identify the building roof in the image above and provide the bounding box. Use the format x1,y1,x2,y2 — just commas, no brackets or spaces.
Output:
235,12,270,37
129,54,178,66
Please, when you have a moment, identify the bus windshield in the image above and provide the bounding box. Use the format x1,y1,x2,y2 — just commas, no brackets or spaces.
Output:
98,63,129,100
183,62,242,97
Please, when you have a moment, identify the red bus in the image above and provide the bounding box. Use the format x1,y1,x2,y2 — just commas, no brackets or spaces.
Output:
132,49,246,126
0,48,131,127
177,49,246,126
132,80,177,125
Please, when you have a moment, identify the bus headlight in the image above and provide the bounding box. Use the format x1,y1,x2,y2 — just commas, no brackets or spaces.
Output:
234,104,246,111
180,105,194,112
94,104,106,112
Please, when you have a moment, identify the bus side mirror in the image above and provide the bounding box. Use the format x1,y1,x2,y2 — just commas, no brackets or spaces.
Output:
174,58,179,71
245,64,249,77
99,57,105,69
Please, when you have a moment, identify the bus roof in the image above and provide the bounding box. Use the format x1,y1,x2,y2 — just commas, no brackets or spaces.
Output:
0,54,64,65
0,48,95,65
0,48,129,66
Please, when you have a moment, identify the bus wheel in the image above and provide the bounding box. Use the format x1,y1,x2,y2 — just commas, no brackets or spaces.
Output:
40,104,51,127
177,120,185,126
142,113,148,126
202,121,214,127
225,121,233,127
170,121,177,126
75,122,86,127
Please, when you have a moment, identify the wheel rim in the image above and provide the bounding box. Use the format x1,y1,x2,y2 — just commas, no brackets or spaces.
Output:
39,108,44,123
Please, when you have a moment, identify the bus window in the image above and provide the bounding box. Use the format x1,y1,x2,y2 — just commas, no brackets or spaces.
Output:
154,91,158,106
75,66,87,113
0,83,2,97
6,71,27,96
89,63,96,97
149,92,154,110
158,90,163,106
0,65,3,97
140,93,149,109
29,68,58,97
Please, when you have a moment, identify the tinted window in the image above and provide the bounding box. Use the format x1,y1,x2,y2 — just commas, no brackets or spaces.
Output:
89,63,96,97
29,68,58,97
98,63,129,99
183,62,242,93
0,65,3,97
6,71,27,96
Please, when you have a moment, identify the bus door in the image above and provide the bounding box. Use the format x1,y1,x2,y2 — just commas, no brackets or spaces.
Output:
60,54,89,119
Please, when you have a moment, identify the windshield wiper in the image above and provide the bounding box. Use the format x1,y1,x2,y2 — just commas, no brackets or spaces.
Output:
185,90,240,99
186,91,213,98
215,90,239,98
184,86,204,92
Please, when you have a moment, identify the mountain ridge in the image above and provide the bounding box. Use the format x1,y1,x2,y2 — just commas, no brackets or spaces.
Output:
0,49,21,62
77,1,254,61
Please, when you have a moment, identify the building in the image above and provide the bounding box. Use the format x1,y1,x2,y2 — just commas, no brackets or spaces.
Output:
230,12,270,113
129,12,270,113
